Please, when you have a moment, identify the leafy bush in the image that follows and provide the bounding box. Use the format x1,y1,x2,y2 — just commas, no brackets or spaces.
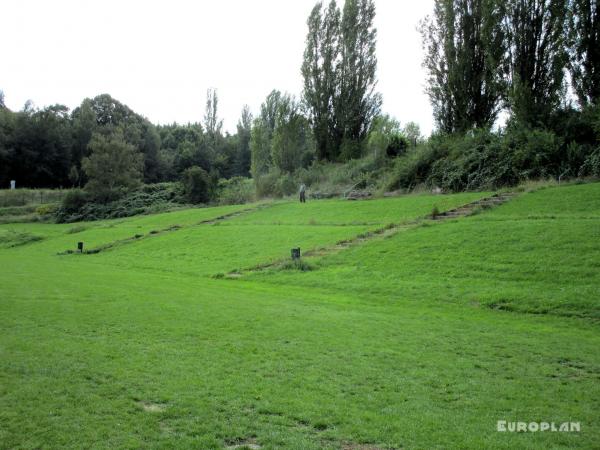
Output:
60,189,89,215
35,204,58,216
579,147,600,178
182,166,211,204
427,129,517,190
255,169,283,198
387,138,447,190
56,183,185,223
387,125,590,192
217,177,255,205
255,169,301,198
504,126,562,179
275,173,298,196
339,138,363,161
386,134,409,158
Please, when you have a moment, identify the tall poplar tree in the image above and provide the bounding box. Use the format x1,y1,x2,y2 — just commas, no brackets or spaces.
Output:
235,105,253,176
302,0,341,160
569,0,600,106
337,0,381,159
203,88,223,151
504,0,568,126
302,0,381,161
420,0,507,134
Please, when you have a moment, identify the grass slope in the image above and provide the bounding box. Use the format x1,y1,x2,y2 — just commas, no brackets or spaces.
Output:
0,187,599,449
228,192,487,226
251,184,600,318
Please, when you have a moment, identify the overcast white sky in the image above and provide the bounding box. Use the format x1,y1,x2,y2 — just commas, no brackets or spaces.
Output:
1,0,435,135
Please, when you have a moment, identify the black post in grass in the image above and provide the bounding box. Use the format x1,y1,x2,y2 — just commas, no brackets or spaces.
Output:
77,242,84,253
291,248,301,260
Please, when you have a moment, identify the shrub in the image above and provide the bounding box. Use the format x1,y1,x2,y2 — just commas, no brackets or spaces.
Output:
579,147,600,178
388,127,575,192
339,138,363,161
60,189,89,215
367,114,404,163
387,139,447,190
217,177,255,205
275,173,298,196
427,129,517,190
35,204,57,216
182,166,211,204
386,134,409,158
56,183,185,223
279,258,314,271
504,126,562,180
255,169,282,198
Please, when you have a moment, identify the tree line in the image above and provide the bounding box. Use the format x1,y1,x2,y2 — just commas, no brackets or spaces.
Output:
386,0,600,192
0,90,252,193
420,0,599,132
0,0,386,200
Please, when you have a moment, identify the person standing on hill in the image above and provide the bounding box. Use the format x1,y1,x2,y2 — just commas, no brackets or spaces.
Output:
299,183,306,203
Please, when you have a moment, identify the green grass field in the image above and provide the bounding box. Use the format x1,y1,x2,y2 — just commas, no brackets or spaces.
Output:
1,186,599,449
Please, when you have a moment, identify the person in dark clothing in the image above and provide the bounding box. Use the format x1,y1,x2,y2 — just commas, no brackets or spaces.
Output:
299,184,306,203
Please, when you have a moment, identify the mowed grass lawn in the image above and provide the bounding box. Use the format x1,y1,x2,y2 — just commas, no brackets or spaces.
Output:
255,184,600,319
0,187,598,449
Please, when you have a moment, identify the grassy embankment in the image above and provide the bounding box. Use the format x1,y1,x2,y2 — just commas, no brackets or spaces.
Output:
0,185,598,449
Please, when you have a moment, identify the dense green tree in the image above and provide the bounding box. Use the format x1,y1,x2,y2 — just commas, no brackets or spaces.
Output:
271,96,314,173
250,91,286,179
504,0,568,126
235,105,253,176
213,132,239,179
366,115,409,159
76,94,163,183
204,88,223,149
569,0,600,106
8,104,73,187
139,123,161,182
68,165,80,187
251,91,314,178
86,94,135,128
157,123,206,179
259,90,283,138
70,99,97,183
366,114,402,161
203,88,232,178
250,118,271,178
0,100,14,185
158,122,203,152
420,0,507,134
403,121,423,146
302,0,341,160
82,131,143,201
173,140,202,172
337,0,382,159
